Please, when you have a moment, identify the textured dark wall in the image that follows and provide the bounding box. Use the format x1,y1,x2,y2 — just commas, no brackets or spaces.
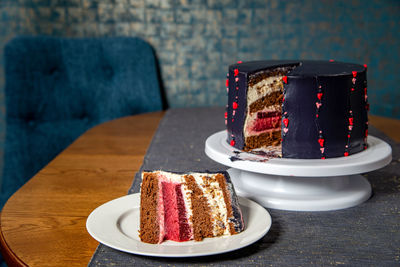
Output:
0,0,398,175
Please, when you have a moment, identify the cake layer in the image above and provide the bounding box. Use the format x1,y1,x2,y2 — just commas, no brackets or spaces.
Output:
184,174,214,240
175,185,192,241
249,91,283,113
247,74,285,108
139,171,244,244
226,60,368,159
245,110,281,135
245,130,281,152
139,172,161,244
161,182,191,242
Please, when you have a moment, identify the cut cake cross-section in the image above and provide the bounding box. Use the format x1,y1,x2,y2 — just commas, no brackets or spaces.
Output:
139,170,245,244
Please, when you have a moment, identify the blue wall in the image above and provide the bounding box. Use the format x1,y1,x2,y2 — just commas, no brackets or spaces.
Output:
1,0,399,114
0,0,398,177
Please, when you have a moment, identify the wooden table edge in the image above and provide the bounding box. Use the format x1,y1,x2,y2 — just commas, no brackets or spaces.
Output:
0,110,165,266
0,220,27,267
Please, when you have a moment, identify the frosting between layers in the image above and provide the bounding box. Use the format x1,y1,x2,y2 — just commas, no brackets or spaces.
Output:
157,178,165,243
247,76,284,106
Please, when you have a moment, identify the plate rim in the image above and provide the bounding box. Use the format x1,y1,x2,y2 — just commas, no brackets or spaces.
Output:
205,131,392,177
86,193,272,257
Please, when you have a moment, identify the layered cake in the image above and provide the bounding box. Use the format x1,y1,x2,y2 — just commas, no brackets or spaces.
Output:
225,60,369,159
139,170,244,244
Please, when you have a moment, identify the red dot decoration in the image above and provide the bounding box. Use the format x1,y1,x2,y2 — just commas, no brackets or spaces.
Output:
352,71,357,78
349,117,353,125
282,76,288,84
237,61,243,64
283,118,289,127
315,83,325,158
224,111,228,119
344,152,349,157
364,64,367,68
234,69,239,76
232,102,238,110
318,138,325,147
230,140,235,146
225,79,229,87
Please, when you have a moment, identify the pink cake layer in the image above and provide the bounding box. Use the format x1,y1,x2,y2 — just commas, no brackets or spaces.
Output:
157,177,192,243
246,111,281,136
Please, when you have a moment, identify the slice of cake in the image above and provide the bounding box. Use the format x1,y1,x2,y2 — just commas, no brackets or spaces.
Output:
139,170,244,244
226,60,369,159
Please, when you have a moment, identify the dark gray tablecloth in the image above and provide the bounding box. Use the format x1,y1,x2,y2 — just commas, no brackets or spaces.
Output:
89,107,400,266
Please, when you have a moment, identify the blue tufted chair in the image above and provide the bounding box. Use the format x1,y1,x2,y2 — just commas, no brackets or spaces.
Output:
1,36,164,207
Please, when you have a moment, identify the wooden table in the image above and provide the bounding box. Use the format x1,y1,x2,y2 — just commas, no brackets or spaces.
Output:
0,111,398,266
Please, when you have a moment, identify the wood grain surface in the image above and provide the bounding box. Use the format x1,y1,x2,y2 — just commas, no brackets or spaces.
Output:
0,111,164,266
369,115,400,142
0,111,399,266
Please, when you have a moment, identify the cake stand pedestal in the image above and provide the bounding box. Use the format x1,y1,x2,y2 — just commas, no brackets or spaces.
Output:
205,131,392,211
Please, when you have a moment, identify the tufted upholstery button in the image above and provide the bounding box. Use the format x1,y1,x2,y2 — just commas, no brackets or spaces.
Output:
52,70,60,77
48,66,59,75
102,65,114,79
78,112,89,122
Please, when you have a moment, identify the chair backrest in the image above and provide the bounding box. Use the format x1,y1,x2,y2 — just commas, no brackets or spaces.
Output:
1,36,163,206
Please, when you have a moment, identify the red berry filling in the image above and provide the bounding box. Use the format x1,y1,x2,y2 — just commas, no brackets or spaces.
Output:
252,111,282,132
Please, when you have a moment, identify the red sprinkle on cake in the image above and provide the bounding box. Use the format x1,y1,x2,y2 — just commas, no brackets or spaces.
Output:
139,170,245,244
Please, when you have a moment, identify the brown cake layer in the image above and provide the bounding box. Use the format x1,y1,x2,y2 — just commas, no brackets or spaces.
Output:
184,174,214,241
248,68,291,87
249,90,283,113
244,130,281,151
139,172,160,244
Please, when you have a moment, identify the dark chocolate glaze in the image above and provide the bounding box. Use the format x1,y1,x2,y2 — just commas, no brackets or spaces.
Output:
223,171,245,232
226,60,368,159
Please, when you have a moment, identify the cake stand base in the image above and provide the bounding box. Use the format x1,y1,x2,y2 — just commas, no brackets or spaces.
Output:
227,168,372,211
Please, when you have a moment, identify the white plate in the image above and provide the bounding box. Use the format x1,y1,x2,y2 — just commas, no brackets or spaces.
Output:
205,131,392,177
86,193,271,257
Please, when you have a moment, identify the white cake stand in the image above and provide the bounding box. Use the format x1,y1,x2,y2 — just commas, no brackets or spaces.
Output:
205,131,392,211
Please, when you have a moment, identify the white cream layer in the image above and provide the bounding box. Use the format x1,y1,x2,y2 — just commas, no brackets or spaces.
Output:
247,75,284,106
